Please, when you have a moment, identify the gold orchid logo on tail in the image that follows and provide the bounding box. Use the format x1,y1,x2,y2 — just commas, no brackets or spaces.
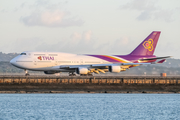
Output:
143,39,153,51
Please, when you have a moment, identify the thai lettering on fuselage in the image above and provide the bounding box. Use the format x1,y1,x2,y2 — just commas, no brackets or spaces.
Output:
37,56,54,61
42,56,54,60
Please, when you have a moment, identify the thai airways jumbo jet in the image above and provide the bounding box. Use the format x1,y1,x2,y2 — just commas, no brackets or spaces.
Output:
10,31,170,76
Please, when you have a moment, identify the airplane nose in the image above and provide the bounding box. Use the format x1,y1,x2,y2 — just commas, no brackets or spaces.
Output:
10,59,16,65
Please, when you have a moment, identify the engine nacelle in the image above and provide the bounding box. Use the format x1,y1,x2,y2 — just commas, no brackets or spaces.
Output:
76,67,88,74
44,71,59,74
109,65,121,73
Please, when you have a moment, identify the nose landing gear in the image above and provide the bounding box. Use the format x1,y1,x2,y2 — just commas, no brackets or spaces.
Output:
25,70,30,76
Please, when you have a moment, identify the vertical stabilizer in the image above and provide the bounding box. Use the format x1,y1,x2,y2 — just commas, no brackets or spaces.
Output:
129,31,161,56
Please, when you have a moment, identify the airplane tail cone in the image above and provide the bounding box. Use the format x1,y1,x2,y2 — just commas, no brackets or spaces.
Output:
129,31,161,56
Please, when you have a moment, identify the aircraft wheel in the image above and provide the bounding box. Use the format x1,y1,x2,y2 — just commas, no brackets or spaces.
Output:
25,73,30,76
88,74,93,76
24,70,30,76
69,72,76,76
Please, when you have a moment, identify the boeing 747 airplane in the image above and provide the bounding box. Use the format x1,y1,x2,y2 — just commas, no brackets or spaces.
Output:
10,31,170,76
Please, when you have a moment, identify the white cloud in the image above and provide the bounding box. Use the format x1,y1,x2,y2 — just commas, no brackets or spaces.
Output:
137,10,152,21
121,0,157,11
21,9,84,27
121,36,129,45
20,1,84,27
1,9,8,13
7,31,94,53
109,36,131,54
9,37,44,52
20,2,26,8
120,0,175,22
34,30,98,53
153,10,174,22
82,30,92,41
71,32,82,41
70,31,92,42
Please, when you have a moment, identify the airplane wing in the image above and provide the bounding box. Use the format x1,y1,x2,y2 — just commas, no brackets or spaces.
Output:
91,62,151,67
60,59,164,69
55,58,168,74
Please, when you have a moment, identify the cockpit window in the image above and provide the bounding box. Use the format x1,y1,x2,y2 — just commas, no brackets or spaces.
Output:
20,53,26,55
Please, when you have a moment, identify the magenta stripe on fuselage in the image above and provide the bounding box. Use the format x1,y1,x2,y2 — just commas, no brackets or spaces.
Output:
86,55,157,63
87,55,122,63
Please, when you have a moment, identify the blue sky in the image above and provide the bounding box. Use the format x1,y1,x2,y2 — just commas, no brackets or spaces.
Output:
0,0,180,58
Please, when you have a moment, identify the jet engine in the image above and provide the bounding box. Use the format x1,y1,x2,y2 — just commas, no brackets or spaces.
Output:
109,65,121,73
76,67,88,74
44,71,59,74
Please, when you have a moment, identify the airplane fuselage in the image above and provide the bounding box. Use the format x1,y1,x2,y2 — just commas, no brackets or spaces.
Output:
10,51,156,72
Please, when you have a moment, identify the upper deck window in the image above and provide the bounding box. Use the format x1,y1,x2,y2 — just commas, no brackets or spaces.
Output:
20,53,26,55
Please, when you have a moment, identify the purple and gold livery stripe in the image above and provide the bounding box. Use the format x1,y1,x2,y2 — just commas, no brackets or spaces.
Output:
87,55,128,63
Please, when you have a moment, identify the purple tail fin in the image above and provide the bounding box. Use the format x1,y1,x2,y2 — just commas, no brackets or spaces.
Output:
129,31,161,56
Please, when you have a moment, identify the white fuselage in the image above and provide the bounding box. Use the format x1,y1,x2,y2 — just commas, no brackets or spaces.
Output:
10,51,128,72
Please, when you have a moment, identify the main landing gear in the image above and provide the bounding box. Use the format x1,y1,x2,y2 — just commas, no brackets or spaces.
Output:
80,74,93,76
69,72,93,76
25,70,30,76
69,72,76,76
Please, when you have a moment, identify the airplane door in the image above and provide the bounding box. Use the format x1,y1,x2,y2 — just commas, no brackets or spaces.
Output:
49,53,58,66
80,59,83,65
27,53,31,58
52,57,58,66
34,58,37,65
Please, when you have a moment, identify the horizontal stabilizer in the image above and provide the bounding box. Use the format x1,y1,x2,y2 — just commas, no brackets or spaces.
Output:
157,59,166,63
139,56,171,61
